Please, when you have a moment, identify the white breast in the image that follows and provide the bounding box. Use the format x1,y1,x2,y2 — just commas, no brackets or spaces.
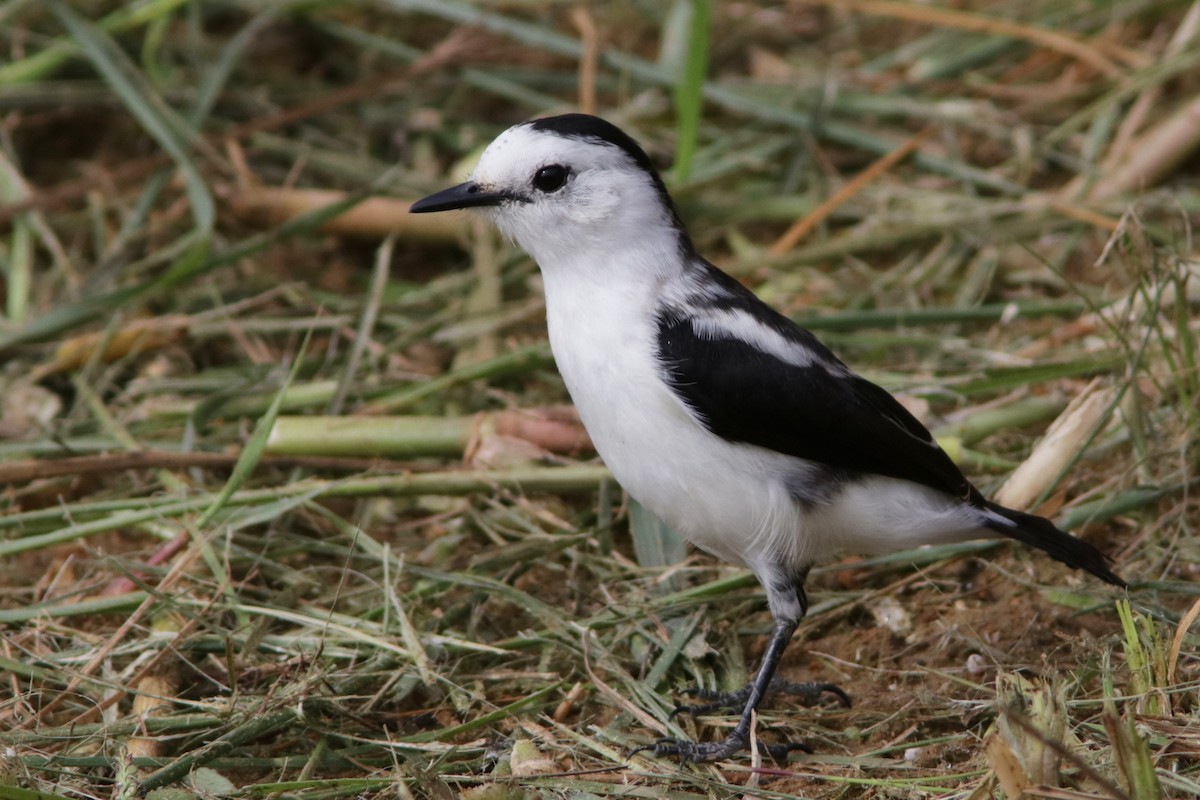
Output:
539,260,818,571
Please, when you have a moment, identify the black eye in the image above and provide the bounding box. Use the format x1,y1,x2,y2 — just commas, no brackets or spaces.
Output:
532,164,568,193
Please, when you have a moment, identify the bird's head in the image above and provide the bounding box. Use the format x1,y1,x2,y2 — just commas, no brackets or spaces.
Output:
411,114,689,266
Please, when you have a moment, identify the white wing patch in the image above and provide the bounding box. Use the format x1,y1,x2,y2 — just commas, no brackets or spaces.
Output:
689,306,846,373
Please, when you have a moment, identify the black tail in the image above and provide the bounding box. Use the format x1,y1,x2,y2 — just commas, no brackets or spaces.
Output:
982,501,1127,588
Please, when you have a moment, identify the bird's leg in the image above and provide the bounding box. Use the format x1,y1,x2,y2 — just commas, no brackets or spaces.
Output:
633,618,804,762
632,565,848,763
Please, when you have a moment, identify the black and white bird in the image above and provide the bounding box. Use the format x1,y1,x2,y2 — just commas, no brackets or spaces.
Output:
410,113,1126,762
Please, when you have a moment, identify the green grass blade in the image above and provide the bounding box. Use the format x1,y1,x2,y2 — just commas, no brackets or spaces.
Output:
671,0,711,184
50,0,213,234
0,0,189,85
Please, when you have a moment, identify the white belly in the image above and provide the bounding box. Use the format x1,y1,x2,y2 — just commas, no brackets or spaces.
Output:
542,273,989,574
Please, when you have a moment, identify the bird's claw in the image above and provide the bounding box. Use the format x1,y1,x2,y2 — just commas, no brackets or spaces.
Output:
630,734,811,763
670,679,851,718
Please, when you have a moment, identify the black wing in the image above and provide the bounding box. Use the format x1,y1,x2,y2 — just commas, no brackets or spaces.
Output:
656,305,974,502
655,266,1126,588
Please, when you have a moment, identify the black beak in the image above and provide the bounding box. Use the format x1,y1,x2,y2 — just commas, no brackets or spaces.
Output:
409,181,518,213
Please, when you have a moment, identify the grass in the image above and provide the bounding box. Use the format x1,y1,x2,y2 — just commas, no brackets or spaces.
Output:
1,1,1198,798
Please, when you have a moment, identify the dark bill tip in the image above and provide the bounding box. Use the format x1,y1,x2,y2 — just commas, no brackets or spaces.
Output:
409,181,517,213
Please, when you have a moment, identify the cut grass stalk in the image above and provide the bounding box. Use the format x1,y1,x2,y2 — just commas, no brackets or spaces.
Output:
994,380,1118,510
137,700,328,794
794,298,1087,331
935,395,1066,447
0,443,400,482
0,465,612,557
952,354,1123,396
229,185,473,241
1059,481,1196,532
0,709,235,747
0,592,149,623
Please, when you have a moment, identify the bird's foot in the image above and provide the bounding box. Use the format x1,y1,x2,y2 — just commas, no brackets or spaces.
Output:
670,677,850,718
630,731,811,763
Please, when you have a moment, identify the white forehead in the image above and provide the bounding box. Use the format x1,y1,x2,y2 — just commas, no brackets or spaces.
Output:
471,124,637,186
